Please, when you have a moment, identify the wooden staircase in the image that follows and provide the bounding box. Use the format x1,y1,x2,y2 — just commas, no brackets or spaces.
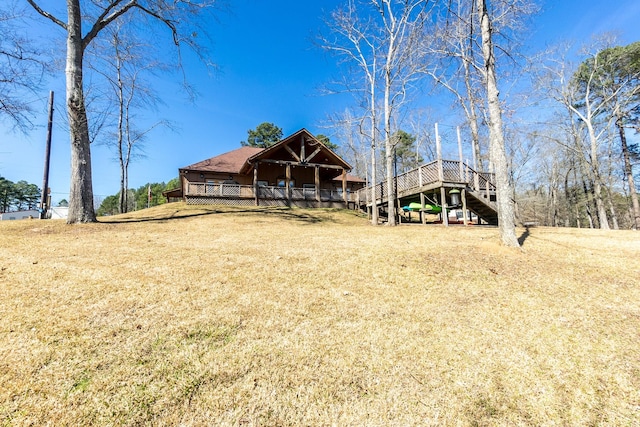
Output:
354,159,499,225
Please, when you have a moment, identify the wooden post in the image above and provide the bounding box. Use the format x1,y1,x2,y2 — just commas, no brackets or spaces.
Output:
435,123,443,181
440,186,448,227
462,188,468,226
253,163,259,206
342,169,347,203
286,163,291,205
315,165,321,202
300,135,306,162
485,179,490,201
457,126,464,181
420,192,426,225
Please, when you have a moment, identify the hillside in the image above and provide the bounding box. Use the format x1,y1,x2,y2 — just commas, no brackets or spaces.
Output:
1,203,639,425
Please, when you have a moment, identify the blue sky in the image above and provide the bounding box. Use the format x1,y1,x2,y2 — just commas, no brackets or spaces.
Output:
1,0,639,205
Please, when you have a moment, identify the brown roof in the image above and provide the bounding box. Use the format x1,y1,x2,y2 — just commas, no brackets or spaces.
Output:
332,174,366,183
181,146,263,174
243,128,352,172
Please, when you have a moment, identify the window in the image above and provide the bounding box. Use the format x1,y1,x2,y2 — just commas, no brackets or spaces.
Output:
277,179,295,188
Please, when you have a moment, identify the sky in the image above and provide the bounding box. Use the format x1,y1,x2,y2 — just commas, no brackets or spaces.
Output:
1,0,639,206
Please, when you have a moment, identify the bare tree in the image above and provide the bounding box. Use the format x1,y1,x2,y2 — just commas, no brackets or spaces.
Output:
0,3,46,130
26,0,221,223
322,0,431,226
425,0,486,170
476,0,519,246
375,0,431,226
90,23,170,213
321,0,381,225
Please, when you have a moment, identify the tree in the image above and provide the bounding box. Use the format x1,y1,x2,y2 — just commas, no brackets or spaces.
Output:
477,0,519,246
393,130,422,173
321,1,381,226
0,3,45,130
96,194,119,216
91,22,169,214
574,41,640,229
240,122,283,148
0,176,40,211
0,176,15,212
323,0,431,226
426,0,487,171
26,0,222,224
315,133,339,151
375,0,431,226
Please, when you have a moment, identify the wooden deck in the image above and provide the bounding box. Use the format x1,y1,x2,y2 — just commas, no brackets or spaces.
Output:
354,160,499,225
184,182,354,208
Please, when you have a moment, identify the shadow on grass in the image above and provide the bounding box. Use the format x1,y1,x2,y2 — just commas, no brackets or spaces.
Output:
99,206,338,225
518,226,531,246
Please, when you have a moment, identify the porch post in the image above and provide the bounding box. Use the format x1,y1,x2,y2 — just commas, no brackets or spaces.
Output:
253,163,259,206
342,169,347,203
462,188,468,226
315,165,321,202
440,186,449,227
286,162,291,205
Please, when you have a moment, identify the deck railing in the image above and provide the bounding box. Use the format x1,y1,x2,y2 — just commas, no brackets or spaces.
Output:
186,182,353,202
354,159,496,206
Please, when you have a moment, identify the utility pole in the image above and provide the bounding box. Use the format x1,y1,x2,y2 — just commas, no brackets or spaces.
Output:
39,91,54,219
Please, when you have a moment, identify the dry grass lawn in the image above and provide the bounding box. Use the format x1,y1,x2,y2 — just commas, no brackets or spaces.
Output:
1,203,639,426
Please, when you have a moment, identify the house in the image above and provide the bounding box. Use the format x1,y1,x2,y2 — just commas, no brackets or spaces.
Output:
166,129,366,208
48,207,69,220
0,210,40,220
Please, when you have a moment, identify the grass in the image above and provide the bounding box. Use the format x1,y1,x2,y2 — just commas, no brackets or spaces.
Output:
1,203,639,426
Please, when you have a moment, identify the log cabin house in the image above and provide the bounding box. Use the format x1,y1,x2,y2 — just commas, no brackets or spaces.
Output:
165,129,365,208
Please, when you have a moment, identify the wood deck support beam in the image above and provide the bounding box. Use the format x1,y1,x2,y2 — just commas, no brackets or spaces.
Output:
315,165,321,202
462,188,468,226
441,186,449,227
284,145,301,162
253,163,259,206
342,169,347,203
286,163,291,205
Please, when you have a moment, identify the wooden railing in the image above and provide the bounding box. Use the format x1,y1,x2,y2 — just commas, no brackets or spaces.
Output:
354,159,496,206
186,182,353,202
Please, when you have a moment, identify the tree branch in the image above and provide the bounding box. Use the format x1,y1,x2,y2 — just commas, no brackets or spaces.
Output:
25,0,66,29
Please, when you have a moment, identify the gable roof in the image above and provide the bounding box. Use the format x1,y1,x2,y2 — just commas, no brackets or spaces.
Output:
181,146,263,174
179,129,361,182
241,128,351,173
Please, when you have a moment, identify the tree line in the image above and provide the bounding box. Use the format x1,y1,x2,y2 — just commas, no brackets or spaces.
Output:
318,0,638,238
96,178,180,216
0,176,40,213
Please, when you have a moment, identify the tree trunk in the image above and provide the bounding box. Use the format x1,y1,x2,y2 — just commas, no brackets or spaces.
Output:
616,111,640,229
370,79,379,226
477,0,519,247
582,119,609,229
462,52,483,171
66,0,96,223
384,67,396,226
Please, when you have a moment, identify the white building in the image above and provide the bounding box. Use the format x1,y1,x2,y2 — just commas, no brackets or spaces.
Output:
48,207,69,220
0,210,41,221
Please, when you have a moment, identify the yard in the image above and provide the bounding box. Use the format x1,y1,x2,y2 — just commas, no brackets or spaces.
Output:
1,203,639,426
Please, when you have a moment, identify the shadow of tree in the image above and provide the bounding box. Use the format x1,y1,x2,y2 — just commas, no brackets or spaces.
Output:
518,226,531,246
99,206,337,225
